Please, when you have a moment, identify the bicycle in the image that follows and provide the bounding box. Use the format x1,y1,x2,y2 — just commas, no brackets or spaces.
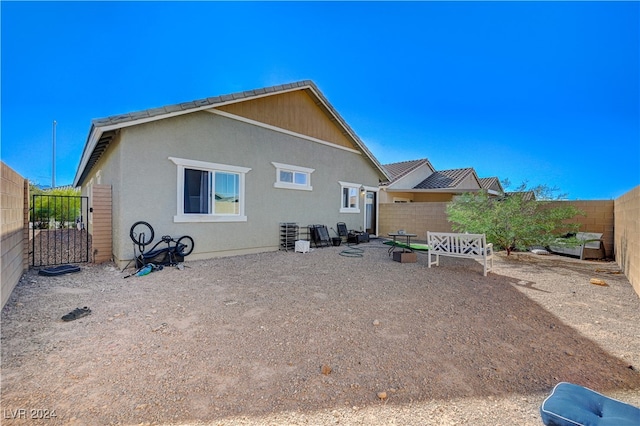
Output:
129,221,194,268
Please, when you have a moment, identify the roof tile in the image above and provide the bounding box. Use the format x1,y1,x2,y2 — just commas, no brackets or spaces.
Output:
92,118,112,126
414,168,475,189
193,99,211,107
110,115,133,124
180,102,197,110
382,159,432,183
146,107,168,117
164,104,183,113
128,110,150,121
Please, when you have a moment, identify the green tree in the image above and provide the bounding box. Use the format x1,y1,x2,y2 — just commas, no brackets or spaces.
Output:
446,182,584,255
29,183,49,228
30,186,82,228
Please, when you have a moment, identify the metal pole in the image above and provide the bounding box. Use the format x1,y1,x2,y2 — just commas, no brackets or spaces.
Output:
52,120,57,188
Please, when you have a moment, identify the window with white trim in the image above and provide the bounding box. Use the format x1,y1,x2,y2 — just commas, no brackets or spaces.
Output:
272,162,314,191
169,157,251,222
339,181,361,213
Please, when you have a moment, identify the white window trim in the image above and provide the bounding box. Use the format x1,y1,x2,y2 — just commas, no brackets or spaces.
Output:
339,181,361,213
272,162,314,191
169,157,251,223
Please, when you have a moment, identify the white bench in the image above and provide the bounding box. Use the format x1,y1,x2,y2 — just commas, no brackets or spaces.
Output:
427,232,494,276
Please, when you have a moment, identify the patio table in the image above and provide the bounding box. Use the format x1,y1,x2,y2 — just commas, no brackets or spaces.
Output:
387,232,418,256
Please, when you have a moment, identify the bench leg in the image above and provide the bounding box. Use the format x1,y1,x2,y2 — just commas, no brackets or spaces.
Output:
427,252,439,268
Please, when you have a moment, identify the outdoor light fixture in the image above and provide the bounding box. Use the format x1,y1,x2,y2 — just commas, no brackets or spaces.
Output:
360,185,366,194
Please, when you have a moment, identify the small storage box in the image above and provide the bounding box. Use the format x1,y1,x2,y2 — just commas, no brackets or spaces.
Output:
295,240,310,253
393,251,417,263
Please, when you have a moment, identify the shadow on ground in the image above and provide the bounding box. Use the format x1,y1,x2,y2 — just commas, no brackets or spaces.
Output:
2,243,639,424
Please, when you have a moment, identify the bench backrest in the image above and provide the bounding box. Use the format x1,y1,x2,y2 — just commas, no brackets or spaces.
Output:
576,232,603,250
427,232,488,256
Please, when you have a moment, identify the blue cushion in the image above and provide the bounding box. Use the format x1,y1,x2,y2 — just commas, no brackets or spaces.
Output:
540,382,640,426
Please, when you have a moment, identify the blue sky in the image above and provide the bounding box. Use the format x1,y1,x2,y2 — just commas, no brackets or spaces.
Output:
2,1,638,199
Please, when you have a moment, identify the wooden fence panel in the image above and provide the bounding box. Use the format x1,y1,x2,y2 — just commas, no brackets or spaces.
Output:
91,184,112,263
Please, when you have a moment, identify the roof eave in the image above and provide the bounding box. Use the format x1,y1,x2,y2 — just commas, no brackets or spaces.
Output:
74,80,390,186
73,124,100,187
302,84,390,182
384,187,484,193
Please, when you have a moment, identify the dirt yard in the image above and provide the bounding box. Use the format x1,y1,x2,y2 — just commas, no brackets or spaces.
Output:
2,239,639,425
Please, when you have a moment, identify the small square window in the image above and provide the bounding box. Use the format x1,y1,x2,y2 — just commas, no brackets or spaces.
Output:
272,162,314,191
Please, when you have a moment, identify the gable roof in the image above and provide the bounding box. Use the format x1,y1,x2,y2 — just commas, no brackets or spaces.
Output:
381,158,435,184
478,177,504,194
73,80,389,186
506,191,537,201
414,168,481,190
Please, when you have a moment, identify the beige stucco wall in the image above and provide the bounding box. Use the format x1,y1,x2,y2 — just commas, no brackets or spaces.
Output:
82,112,381,267
81,135,122,262
615,186,639,297
1,162,28,308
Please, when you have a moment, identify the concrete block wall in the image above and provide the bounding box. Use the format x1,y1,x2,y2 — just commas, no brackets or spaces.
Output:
379,202,453,239
615,186,639,297
1,162,28,308
379,200,614,255
547,200,615,258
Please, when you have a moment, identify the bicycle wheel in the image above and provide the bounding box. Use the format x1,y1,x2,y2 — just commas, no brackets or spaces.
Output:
176,236,194,257
130,221,154,247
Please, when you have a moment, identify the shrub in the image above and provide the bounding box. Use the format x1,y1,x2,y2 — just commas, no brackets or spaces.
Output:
446,183,584,255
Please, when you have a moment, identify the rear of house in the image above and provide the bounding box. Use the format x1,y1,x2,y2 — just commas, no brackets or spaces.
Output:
74,81,388,267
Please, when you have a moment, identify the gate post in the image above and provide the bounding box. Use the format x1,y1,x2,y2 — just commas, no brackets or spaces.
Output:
91,185,113,263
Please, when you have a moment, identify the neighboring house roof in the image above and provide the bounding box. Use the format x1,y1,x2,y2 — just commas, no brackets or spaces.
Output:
414,168,481,190
478,177,504,194
381,158,502,196
506,191,537,201
73,80,390,187
381,158,435,184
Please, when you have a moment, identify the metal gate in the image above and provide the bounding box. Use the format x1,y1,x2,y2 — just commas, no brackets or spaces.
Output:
30,194,90,267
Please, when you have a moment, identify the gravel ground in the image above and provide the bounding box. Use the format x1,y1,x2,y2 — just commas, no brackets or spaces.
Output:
30,229,92,267
2,239,639,425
